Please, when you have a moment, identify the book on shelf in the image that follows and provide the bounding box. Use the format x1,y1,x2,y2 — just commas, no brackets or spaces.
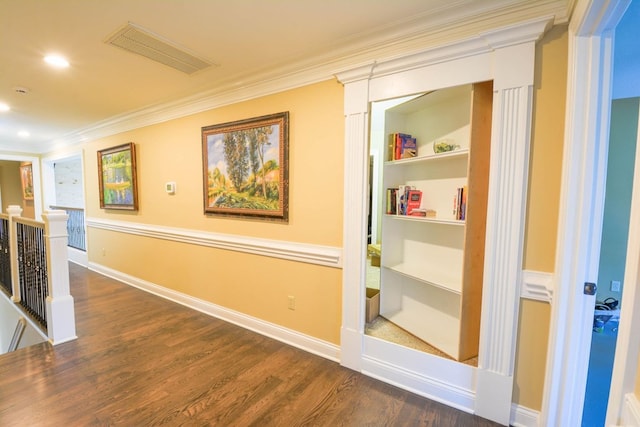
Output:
406,189,422,215
387,185,422,216
452,186,467,220
385,188,398,214
389,133,417,160
399,185,415,215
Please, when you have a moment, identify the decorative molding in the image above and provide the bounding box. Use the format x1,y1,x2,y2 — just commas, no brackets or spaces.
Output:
339,109,370,372
624,393,640,427
475,83,534,425
510,403,540,427
88,262,340,363
37,10,567,155
521,270,553,303
86,218,342,269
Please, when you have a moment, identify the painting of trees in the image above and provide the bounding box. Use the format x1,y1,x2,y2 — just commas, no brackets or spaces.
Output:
201,112,289,220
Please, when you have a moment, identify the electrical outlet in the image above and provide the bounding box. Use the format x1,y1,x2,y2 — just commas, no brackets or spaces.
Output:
611,280,621,292
102,248,106,256
287,295,296,310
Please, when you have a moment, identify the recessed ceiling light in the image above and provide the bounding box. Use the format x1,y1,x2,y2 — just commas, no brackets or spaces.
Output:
44,54,69,68
18,131,30,138
0,102,9,112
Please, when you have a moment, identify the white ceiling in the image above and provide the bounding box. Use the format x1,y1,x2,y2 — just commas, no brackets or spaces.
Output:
0,0,572,154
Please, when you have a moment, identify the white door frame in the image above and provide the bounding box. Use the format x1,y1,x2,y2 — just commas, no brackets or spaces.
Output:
541,0,631,425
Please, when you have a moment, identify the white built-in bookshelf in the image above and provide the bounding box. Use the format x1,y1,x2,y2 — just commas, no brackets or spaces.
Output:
378,81,492,361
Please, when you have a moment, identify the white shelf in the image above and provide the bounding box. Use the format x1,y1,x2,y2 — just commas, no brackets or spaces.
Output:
386,214,465,226
385,263,462,294
384,148,469,166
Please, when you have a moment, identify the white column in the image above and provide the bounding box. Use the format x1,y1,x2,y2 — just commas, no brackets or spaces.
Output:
475,84,534,424
6,205,22,302
43,209,77,345
475,43,535,425
338,66,374,371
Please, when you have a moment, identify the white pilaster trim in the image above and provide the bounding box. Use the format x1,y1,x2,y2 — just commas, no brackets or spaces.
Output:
521,270,554,303
88,262,340,362
339,79,371,372
475,83,534,425
86,218,342,269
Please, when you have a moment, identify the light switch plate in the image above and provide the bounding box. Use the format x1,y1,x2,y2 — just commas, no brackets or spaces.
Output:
165,182,176,194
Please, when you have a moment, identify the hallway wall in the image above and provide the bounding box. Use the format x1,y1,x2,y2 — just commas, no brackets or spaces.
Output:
83,80,345,345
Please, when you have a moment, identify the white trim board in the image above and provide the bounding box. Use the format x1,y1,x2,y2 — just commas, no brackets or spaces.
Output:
521,270,553,303
510,403,540,427
86,218,342,269
88,262,340,363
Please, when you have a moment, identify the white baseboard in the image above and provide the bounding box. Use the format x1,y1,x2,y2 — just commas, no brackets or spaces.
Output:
624,393,640,426
510,403,540,427
362,356,475,413
88,262,340,363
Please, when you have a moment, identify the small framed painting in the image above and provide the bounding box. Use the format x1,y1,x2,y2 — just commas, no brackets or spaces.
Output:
19,163,33,200
97,142,139,210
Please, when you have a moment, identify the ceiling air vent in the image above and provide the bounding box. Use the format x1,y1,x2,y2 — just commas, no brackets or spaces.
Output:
105,22,213,75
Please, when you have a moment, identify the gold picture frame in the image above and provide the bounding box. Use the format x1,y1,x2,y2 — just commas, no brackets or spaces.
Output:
201,112,289,221
97,142,139,210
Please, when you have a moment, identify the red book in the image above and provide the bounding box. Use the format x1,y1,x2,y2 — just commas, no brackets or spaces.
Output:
406,190,422,215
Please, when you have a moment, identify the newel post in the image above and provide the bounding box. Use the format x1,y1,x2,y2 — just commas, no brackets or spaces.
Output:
42,209,77,344
7,205,22,302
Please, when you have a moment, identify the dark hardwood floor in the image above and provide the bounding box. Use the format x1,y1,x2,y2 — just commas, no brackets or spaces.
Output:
0,263,500,426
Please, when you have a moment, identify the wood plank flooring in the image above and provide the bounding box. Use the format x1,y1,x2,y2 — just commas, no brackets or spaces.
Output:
0,263,501,426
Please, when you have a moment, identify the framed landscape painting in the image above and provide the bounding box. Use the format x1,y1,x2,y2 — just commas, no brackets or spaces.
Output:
202,112,289,221
97,142,139,210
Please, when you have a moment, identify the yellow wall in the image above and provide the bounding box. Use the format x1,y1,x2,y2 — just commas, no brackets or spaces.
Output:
84,80,345,344
0,161,24,213
513,25,568,409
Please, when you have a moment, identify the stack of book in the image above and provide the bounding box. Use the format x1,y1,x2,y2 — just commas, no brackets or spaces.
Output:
388,133,417,160
386,185,423,216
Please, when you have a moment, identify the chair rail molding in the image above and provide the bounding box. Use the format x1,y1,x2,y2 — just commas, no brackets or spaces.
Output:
86,218,342,269
337,15,551,425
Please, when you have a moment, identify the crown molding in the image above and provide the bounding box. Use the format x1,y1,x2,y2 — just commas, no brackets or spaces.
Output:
47,2,568,154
